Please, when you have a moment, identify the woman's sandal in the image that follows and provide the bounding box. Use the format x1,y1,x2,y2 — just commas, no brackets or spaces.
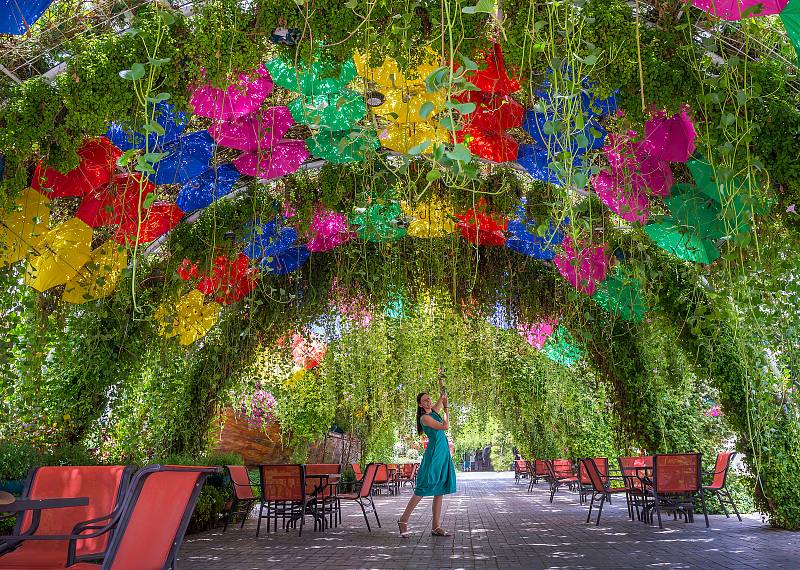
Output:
430,527,451,537
397,520,411,537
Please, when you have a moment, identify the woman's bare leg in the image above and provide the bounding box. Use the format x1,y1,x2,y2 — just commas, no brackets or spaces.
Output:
399,494,423,523
432,495,443,529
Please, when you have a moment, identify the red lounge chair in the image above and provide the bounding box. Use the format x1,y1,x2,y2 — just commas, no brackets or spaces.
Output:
222,465,258,532
0,465,133,568
578,457,609,504
513,460,528,484
546,459,578,503
580,458,628,525
649,453,709,529
338,463,382,532
703,452,741,521
256,464,312,537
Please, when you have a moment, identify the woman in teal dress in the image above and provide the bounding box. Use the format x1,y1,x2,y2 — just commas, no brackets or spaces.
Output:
397,386,456,537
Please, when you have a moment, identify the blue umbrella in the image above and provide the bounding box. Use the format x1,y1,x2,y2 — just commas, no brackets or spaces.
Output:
243,219,310,274
149,131,215,186
517,144,585,187
1,0,53,35
107,102,188,152
176,163,240,212
505,205,567,260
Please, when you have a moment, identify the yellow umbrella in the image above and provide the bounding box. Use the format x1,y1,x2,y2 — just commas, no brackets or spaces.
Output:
62,240,128,304
402,197,456,238
25,218,92,292
156,290,221,345
0,188,50,266
355,52,450,154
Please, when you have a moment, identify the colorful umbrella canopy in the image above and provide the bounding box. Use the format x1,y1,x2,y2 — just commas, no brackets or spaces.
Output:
190,65,274,121
540,325,584,367
287,91,366,132
243,220,310,274
690,0,788,19
350,202,407,242
149,131,215,186
62,240,127,304
687,159,757,236
267,56,358,96
455,199,508,246
0,188,50,266
591,169,651,224
306,208,354,252
781,0,800,60
640,109,697,163
305,130,380,163
384,288,407,319
0,0,53,34
32,138,121,199
402,197,456,238
196,252,259,304
176,163,241,213
554,236,613,295
517,319,556,350
208,106,293,152
505,205,566,260
156,290,221,346
24,218,93,292
644,220,720,264
106,102,188,152
591,267,648,322
76,173,155,228
114,202,185,246
233,140,310,179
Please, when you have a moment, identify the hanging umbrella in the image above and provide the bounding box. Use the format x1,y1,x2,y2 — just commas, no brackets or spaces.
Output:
456,128,519,163
114,202,184,246
233,140,310,179
0,0,53,34
287,90,366,132
591,169,651,224
540,325,584,367
306,208,354,252
106,102,188,152
350,202,407,242
32,138,121,199
639,109,697,163
196,252,259,304
505,205,566,259
190,65,274,121
591,267,648,322
402,198,456,238
384,288,407,320
455,207,508,246
379,122,450,155
516,145,571,186
209,106,293,152
0,188,50,267
305,129,380,163
149,131,215,186
664,183,726,239
781,0,800,59
691,0,787,19
243,220,310,274
156,290,221,345
25,218,93,292
644,220,720,264
62,240,127,304
554,236,613,295
267,56,358,96
517,319,556,350
76,173,155,228
176,163,240,213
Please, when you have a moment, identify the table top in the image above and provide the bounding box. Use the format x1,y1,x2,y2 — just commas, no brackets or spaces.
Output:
0,496,90,513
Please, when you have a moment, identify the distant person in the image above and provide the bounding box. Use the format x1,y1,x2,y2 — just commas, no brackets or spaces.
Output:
398,374,455,537
513,447,521,460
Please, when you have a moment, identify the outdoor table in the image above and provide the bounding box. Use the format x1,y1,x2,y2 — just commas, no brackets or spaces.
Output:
304,474,340,531
0,496,90,513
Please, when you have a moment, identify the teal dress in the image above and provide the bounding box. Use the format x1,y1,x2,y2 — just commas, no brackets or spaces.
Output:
414,410,457,497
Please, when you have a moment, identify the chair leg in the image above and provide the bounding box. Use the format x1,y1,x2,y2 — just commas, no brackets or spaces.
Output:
595,494,606,526
699,490,710,528
299,503,305,537
358,499,372,532
223,499,236,532
724,489,742,522
586,493,595,523
240,501,253,529
256,502,264,537
370,497,381,528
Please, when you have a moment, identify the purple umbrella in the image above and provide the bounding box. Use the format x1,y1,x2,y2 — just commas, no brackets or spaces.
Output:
689,0,787,20
639,109,697,163
190,65,274,121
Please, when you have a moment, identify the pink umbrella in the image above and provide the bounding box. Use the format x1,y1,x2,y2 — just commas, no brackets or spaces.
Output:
306,208,354,252
554,236,613,295
592,170,651,224
190,65,274,121
690,0,788,20
640,109,697,163
209,106,294,152
232,140,310,179
517,319,556,350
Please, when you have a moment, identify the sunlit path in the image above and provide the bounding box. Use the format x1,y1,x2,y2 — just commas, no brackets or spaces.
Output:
179,472,798,569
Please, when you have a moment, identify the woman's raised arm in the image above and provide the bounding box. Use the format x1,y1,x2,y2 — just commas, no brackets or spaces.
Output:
421,413,449,431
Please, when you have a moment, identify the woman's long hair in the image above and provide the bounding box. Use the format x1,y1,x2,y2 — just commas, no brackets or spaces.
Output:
416,392,427,436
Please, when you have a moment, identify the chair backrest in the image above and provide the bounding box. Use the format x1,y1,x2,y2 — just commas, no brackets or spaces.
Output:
101,465,216,570
579,458,607,493
374,464,390,483
351,463,363,480
514,460,527,474
710,452,736,489
260,464,305,502
653,453,702,494
304,463,342,496
579,457,608,485
618,456,653,491
400,464,413,477
534,460,549,477
525,460,535,477
357,463,381,498
552,459,573,478
226,465,256,500
14,465,131,562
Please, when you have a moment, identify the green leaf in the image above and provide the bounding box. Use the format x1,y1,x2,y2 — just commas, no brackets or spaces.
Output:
143,152,169,164
463,0,497,14
148,58,172,68
446,101,476,115
143,120,167,136
426,169,442,182
582,54,598,66
439,116,459,131
119,63,145,81
457,53,479,71
145,92,171,104
419,101,435,120
446,143,472,163
408,140,431,156
143,193,157,209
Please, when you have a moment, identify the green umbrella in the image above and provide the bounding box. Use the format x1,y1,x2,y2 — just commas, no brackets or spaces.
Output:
287,90,365,132
541,325,584,367
644,219,720,264
665,183,726,240
349,201,407,242
384,288,407,319
781,0,800,61
306,130,380,163
686,159,755,237
591,268,648,322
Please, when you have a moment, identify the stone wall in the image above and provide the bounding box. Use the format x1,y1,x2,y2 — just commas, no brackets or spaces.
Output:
212,408,361,466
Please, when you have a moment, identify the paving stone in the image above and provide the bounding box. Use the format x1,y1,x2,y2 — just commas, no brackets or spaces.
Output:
180,471,799,569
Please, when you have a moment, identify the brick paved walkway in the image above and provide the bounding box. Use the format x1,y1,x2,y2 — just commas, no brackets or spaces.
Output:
179,472,799,569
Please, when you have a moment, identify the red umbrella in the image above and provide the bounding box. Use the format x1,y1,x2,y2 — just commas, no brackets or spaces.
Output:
76,173,155,228
114,202,184,246
455,198,508,246
32,138,121,199
196,252,260,304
